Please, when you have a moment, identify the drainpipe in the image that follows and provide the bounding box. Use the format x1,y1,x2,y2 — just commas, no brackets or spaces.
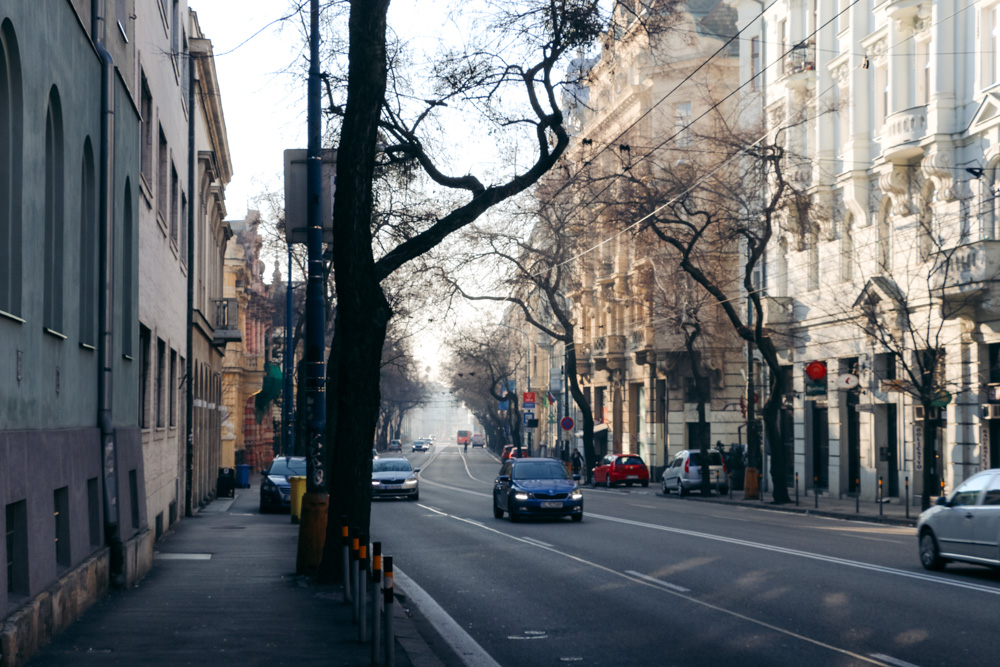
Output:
92,0,124,586
185,43,196,516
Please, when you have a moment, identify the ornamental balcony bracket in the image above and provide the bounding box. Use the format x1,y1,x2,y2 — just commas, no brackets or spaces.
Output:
930,240,1000,301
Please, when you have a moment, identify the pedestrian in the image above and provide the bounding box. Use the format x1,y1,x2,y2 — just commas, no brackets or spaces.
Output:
571,449,583,476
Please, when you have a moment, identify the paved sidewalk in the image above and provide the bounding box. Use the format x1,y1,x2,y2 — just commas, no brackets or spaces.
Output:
27,480,440,666
668,483,921,527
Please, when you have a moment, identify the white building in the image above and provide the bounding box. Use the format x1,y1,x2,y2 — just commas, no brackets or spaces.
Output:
736,0,1000,502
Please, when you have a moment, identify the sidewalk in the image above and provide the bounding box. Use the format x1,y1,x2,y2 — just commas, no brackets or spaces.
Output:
675,483,920,527
26,480,441,667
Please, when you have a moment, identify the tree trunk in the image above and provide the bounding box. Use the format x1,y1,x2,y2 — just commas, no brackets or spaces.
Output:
922,413,937,511
566,343,596,482
758,337,791,504
318,0,392,583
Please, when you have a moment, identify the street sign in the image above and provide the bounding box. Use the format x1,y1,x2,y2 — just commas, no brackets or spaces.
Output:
522,401,536,409
523,392,536,404
836,373,859,390
523,411,534,427
560,416,574,431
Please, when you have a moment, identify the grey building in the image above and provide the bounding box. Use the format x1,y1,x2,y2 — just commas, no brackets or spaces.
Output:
1,0,151,662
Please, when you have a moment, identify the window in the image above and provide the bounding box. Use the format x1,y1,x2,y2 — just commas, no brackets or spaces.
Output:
44,87,65,333
674,102,691,148
122,179,134,356
778,19,787,75
750,37,760,90
54,486,70,568
157,338,166,427
170,163,178,243
180,191,187,260
139,324,151,427
985,6,1000,88
169,349,177,426
1,20,24,317
5,499,27,596
139,74,153,187
874,64,888,128
80,138,98,346
157,126,168,223
950,474,989,507
916,39,930,106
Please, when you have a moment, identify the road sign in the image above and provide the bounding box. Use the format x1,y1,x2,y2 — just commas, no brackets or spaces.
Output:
523,411,534,427
522,401,536,409
560,416,574,431
523,392,536,404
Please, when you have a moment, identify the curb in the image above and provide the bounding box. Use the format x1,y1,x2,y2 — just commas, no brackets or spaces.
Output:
680,494,918,527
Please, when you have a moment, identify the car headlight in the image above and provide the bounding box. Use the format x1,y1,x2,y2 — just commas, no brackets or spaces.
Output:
404,478,418,486
514,492,529,501
372,480,381,486
571,490,583,500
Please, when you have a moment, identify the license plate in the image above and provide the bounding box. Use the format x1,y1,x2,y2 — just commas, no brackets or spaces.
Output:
541,501,562,508
383,484,401,490
626,475,639,479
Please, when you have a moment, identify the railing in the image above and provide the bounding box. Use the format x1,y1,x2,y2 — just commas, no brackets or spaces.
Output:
213,298,242,344
881,106,927,159
931,240,1000,296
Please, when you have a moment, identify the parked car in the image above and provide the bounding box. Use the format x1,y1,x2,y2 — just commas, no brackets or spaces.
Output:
388,439,402,452
472,433,486,448
661,449,728,496
259,456,307,513
412,440,428,452
917,468,1000,571
371,457,420,500
591,454,650,488
502,444,529,460
493,457,583,522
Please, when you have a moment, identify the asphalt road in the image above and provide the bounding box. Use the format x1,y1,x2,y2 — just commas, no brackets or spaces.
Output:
371,443,1000,667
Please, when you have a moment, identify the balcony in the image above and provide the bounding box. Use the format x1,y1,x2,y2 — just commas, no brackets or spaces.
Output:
592,334,626,372
762,296,794,327
930,240,1000,301
213,298,242,345
781,41,815,90
628,326,655,350
880,106,927,161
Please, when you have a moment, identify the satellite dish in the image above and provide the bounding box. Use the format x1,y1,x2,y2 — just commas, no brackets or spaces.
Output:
837,373,860,390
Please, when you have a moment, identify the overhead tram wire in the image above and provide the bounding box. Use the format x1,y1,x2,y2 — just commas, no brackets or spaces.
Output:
546,0,862,273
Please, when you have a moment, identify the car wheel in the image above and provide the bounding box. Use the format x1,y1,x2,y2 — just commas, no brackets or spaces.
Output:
493,502,504,519
605,476,612,489
662,478,670,495
678,480,688,497
641,481,648,488
571,513,583,522
259,501,268,514
920,531,946,571
509,506,520,523
591,476,598,488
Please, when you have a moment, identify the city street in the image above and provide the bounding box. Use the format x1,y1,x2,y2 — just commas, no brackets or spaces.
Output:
374,444,1000,667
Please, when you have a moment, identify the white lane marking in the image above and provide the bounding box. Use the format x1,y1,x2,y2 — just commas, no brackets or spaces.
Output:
870,654,921,667
587,512,1000,596
393,568,502,667
624,569,690,593
521,537,554,548
440,511,891,666
417,504,448,516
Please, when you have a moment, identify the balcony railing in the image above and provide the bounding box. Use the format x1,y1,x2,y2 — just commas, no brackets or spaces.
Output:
881,106,927,160
213,298,242,345
931,240,1000,298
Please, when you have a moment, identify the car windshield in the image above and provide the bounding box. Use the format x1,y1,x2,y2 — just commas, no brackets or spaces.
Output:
512,461,571,480
269,457,306,477
688,452,723,466
618,456,644,465
373,459,413,473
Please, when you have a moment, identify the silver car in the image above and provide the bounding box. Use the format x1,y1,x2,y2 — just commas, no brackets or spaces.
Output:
661,449,728,496
917,468,1000,571
371,457,420,501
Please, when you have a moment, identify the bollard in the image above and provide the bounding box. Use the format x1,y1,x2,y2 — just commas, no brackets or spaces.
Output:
795,472,799,506
905,476,910,519
814,477,819,509
295,492,328,576
358,537,368,643
351,531,360,623
289,476,307,524
383,556,394,667
879,476,884,517
856,478,860,514
758,470,763,502
342,520,351,603
371,542,382,665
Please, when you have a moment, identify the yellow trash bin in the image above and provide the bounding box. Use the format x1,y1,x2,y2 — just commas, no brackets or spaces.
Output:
289,476,307,524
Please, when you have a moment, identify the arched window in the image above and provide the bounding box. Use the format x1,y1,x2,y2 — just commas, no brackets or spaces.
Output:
80,137,97,345
44,86,65,332
122,178,134,356
1,20,23,317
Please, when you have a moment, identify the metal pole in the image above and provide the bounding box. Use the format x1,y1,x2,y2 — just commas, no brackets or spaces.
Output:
303,0,326,494
879,476,884,517
814,477,819,509
905,476,910,519
284,244,294,457
383,556,394,666
855,478,860,514
795,471,799,506
358,538,368,642
371,542,382,664
342,520,351,603
351,531,360,622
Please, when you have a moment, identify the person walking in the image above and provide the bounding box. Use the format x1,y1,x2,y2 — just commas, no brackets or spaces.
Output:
571,449,583,476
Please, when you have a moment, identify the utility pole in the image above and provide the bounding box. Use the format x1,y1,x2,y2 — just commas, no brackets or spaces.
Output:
284,244,294,457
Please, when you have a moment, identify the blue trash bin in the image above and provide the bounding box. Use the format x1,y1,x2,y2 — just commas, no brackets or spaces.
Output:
235,464,251,489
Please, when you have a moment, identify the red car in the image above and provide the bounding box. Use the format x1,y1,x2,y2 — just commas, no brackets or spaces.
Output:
592,454,649,488
502,445,529,460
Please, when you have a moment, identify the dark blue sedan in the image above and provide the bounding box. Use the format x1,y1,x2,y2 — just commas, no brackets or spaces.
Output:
259,456,307,513
493,457,583,522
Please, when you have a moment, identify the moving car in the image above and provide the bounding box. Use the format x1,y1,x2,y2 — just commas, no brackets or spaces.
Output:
259,456,307,513
493,457,583,522
661,449,728,496
917,468,1000,571
388,439,402,452
371,457,420,500
591,454,650,488
411,439,429,452
472,433,486,448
